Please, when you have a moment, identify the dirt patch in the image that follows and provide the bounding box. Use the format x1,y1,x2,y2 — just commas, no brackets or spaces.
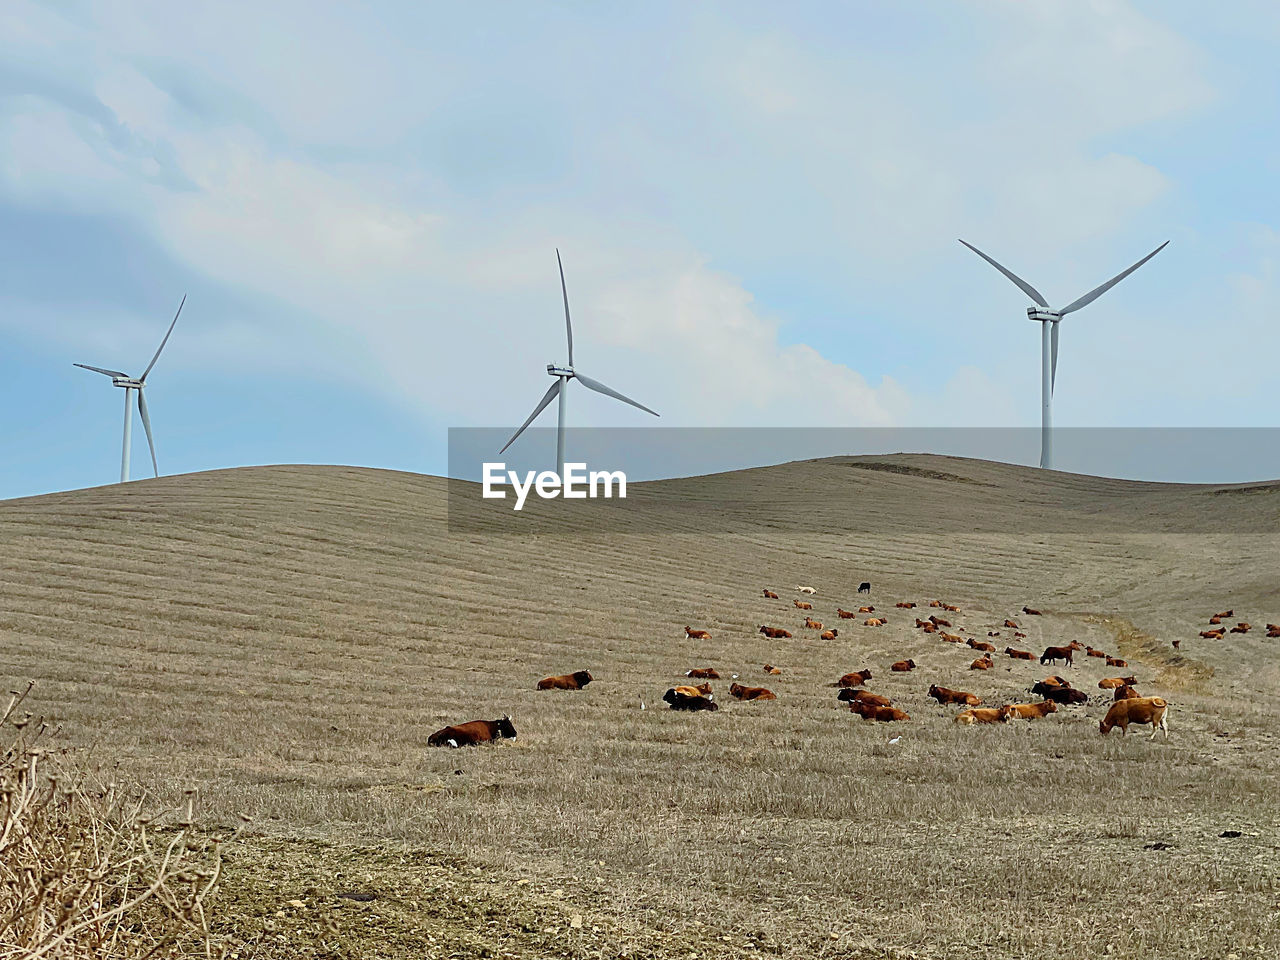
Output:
1082,614,1215,693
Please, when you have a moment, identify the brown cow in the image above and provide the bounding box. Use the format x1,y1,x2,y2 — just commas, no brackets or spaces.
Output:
942,603,960,613
954,707,1009,725
805,617,823,630
833,669,873,688
763,664,782,675
759,625,792,639
930,615,952,628
1031,677,1069,697
1040,641,1083,667
837,689,892,707
928,685,981,706
1199,629,1225,640
858,605,875,614
848,701,909,722
663,688,718,711
1098,676,1137,689
837,608,858,620
1171,638,1182,649
1041,685,1088,705
686,667,720,679
794,599,813,610
685,626,711,640
864,617,887,627
428,716,517,747
1086,646,1107,659
537,670,594,691
1003,700,1058,720
1113,684,1141,701
1022,606,1043,616
967,639,996,652
1004,619,1020,629
1230,623,1252,634
1267,624,1280,638
1106,656,1128,667
1208,616,1222,625
730,682,776,701
890,659,916,672
673,682,713,698
1214,609,1234,619
1099,697,1169,739
896,602,917,609
987,631,1001,637
970,654,995,670
820,629,839,641
1013,631,1027,639
929,600,944,608
763,589,779,599
1005,647,1033,660
940,632,965,643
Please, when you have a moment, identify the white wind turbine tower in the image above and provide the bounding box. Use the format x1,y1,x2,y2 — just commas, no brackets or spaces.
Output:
75,295,186,483
958,239,1168,470
500,251,658,474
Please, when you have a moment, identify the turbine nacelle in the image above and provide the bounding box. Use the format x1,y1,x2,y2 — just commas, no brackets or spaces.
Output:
547,364,574,378
1027,309,1062,323
111,378,145,389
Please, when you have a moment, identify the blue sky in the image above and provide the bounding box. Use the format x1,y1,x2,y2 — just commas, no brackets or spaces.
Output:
2,0,1278,499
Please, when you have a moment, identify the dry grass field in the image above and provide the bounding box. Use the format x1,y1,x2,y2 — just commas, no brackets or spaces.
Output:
1,454,1278,958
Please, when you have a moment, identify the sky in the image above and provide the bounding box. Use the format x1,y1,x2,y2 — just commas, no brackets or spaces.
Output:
2,0,1279,499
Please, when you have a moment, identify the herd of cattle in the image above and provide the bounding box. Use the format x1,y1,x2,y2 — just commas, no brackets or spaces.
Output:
421,584,1276,748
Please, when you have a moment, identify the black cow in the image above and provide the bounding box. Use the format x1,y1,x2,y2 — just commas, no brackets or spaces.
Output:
858,581,872,594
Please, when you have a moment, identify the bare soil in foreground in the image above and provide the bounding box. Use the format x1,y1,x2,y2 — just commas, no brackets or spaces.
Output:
2,455,1278,958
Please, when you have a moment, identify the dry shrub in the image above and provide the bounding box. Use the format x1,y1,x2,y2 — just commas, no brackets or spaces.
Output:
0,682,223,959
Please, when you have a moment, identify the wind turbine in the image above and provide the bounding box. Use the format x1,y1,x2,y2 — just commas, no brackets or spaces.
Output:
500,251,658,474
959,239,1168,470
75,295,186,483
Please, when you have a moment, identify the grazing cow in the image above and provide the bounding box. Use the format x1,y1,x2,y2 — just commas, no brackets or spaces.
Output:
537,670,594,691
1099,697,1169,739
849,702,908,722
796,586,817,595
763,589,779,599
1004,700,1058,720
730,682,776,701
833,669,874,688
858,605,876,614
940,632,964,643
1005,647,1033,660
1208,616,1222,625
1098,676,1137,689
837,608,858,620
1113,684,1141,701
763,664,782,675
967,639,996,652
805,617,823,629
685,626,712,640
858,582,872,594
759,625,792,639
1003,619,1020,629
1022,606,1043,616
929,615,952,628
1106,656,1128,668
969,654,995,670
896,602,917,609
1041,686,1088,706
929,685,981,706
663,688,718,711
864,617,887,627
838,689,893,707
890,659,916,672
1086,646,1107,659
1230,623,1252,634
820,628,839,641
954,707,1009,725
686,667,720,679
1040,641,1084,667
942,603,960,613
428,716,517,748
673,682,713,698
794,600,814,610
1214,609,1233,619
1199,629,1225,640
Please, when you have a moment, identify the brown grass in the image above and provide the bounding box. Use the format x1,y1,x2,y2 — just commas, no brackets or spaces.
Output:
0,455,1278,958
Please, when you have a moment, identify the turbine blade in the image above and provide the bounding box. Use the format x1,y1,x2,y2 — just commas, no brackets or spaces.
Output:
75,363,129,378
498,380,562,454
575,372,659,417
557,249,573,367
137,390,159,478
957,240,1050,308
1050,321,1059,394
141,294,186,381
1059,242,1169,315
